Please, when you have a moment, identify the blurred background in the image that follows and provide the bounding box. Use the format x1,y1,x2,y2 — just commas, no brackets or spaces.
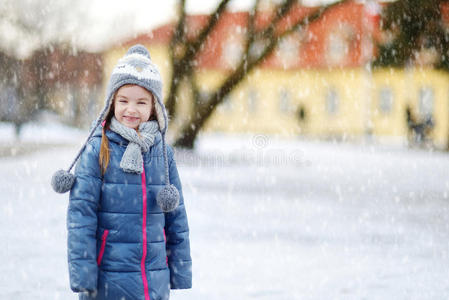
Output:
1,0,449,299
1,0,447,149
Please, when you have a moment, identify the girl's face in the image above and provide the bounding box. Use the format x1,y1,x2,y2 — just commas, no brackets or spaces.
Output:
114,85,154,129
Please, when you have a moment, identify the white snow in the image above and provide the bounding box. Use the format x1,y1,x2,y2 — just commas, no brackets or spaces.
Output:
1,123,449,299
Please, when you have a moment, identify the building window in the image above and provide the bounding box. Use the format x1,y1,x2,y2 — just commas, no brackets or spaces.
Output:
222,27,244,69
326,24,355,66
276,33,301,69
418,87,434,118
223,42,243,68
327,33,347,65
279,88,291,113
249,38,269,60
248,89,258,113
379,87,393,114
325,88,339,115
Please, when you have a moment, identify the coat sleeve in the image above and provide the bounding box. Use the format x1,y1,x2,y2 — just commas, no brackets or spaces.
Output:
67,141,102,293
165,146,192,289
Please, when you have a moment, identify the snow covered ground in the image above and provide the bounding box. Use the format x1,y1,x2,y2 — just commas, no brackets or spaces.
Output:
1,122,449,299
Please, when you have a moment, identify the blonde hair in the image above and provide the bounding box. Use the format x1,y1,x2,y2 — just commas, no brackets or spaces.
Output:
99,104,114,175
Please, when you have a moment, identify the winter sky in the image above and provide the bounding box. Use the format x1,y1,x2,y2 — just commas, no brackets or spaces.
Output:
75,0,343,51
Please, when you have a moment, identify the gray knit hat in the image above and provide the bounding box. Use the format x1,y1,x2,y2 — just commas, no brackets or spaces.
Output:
51,44,179,212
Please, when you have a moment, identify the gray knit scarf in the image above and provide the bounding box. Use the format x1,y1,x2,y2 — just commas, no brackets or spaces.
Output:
109,117,159,174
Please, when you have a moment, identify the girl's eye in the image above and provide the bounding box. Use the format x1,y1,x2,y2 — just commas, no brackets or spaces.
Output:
118,99,127,103
138,102,147,105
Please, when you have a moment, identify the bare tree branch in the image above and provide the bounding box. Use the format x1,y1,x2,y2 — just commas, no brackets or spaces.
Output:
174,0,350,148
166,0,232,116
182,0,232,67
243,0,261,63
169,0,187,63
189,74,201,112
166,0,187,116
253,0,296,42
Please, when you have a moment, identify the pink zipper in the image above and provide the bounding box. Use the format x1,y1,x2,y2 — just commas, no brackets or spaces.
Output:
141,167,151,300
163,229,168,266
97,229,109,266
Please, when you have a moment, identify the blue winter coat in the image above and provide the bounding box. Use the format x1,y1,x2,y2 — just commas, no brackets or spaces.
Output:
67,127,192,300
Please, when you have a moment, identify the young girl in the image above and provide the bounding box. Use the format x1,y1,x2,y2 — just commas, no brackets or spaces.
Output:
51,45,192,300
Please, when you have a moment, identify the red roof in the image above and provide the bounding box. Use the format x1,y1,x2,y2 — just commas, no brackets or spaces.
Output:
124,1,383,70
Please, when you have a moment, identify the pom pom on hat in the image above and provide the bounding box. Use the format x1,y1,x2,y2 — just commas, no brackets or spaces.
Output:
51,169,75,193
157,185,180,212
126,44,151,58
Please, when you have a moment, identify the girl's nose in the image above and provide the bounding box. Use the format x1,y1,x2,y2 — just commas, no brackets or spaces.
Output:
126,104,138,113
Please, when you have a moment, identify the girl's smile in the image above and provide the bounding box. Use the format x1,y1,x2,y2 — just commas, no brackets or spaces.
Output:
123,116,139,122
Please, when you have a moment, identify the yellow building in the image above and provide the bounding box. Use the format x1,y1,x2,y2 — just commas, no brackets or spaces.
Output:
103,3,449,149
